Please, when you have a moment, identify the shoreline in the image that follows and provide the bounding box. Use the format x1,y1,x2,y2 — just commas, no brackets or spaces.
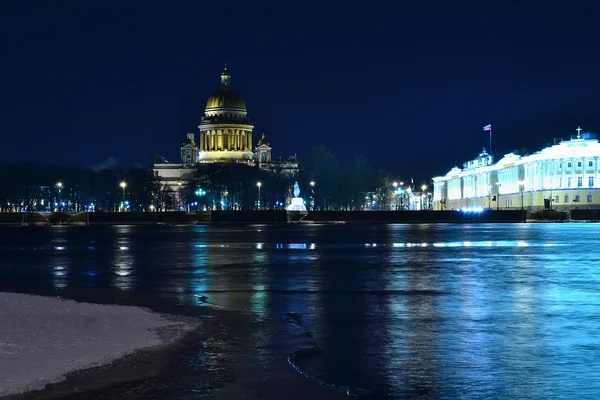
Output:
0,292,200,398
0,290,350,400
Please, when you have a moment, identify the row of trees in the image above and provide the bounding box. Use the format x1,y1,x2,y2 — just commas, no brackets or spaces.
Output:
0,163,155,212
0,146,426,212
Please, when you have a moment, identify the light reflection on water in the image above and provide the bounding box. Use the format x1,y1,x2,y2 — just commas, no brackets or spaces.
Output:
1,223,600,399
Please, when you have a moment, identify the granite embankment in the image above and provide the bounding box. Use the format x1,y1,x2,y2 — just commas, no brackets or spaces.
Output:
0,210,535,225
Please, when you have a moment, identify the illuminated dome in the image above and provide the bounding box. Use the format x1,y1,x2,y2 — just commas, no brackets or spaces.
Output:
205,66,247,111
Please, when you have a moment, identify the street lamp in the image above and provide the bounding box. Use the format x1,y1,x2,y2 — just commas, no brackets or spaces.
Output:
517,181,525,211
119,181,127,212
55,182,63,211
495,182,501,210
256,181,262,210
309,181,316,211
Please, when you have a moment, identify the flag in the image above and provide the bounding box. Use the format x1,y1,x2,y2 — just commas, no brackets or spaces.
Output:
483,124,492,131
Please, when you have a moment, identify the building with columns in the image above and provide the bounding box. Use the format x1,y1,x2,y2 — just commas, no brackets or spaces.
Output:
153,66,299,201
432,127,600,212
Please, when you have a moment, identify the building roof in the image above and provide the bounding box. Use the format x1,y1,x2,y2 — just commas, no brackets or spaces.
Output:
433,128,600,180
256,133,270,147
205,66,247,110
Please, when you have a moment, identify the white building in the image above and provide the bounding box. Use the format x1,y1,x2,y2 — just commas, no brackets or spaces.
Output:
432,128,600,212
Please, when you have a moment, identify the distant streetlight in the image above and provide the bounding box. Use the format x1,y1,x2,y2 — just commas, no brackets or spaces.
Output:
310,181,316,210
257,182,262,210
393,181,398,188
517,181,525,211
55,182,63,211
421,184,427,192
119,181,127,212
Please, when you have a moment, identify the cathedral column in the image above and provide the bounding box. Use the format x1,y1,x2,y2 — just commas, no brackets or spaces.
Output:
211,131,215,151
248,132,253,151
200,132,205,151
217,130,223,150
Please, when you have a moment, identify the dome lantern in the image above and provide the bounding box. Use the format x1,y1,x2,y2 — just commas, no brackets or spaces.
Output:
220,64,231,87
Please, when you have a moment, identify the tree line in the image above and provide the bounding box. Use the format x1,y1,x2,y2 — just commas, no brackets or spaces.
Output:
0,146,418,212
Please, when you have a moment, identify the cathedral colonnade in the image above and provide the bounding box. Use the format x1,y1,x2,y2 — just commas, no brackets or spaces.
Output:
199,130,252,151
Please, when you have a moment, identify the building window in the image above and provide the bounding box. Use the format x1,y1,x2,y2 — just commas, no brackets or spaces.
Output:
565,194,569,203
559,162,562,169
577,176,583,187
577,161,582,167
589,161,594,167
588,194,593,202
555,195,559,203
568,177,572,187
589,176,594,187
559,177,562,187
575,194,581,202
568,161,572,168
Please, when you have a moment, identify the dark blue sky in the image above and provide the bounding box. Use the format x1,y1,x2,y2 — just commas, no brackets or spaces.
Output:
2,1,600,180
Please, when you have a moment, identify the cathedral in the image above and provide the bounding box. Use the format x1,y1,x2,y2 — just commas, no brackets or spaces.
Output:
153,66,299,195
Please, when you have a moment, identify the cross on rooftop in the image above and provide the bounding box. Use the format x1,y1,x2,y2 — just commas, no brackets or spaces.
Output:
576,126,582,138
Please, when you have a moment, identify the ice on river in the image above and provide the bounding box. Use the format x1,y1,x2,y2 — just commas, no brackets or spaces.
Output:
0,292,194,396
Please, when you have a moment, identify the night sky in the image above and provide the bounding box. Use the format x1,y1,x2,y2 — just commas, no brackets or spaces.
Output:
2,1,600,181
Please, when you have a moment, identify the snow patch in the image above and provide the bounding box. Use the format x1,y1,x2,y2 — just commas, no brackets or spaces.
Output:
0,292,195,396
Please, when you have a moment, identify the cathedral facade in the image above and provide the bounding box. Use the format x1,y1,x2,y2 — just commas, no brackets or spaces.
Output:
153,66,299,197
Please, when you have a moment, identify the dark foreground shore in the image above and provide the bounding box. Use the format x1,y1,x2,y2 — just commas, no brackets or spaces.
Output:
0,288,351,400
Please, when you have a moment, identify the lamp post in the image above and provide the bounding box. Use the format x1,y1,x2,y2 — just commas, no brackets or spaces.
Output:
495,182,501,210
256,182,262,210
310,181,315,211
119,181,127,212
56,182,63,211
421,185,427,211
518,181,524,211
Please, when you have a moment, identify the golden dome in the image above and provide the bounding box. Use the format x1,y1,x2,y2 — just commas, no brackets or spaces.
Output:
205,66,247,110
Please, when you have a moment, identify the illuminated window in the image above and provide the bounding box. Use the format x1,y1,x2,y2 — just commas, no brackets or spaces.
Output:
577,161,582,167
568,177,572,187
589,176,594,187
588,194,593,202
589,161,594,167
577,177,583,187
555,195,559,203
575,194,581,202
568,161,572,168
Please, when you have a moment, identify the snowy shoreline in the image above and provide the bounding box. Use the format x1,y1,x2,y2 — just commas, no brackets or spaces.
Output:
0,292,197,397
